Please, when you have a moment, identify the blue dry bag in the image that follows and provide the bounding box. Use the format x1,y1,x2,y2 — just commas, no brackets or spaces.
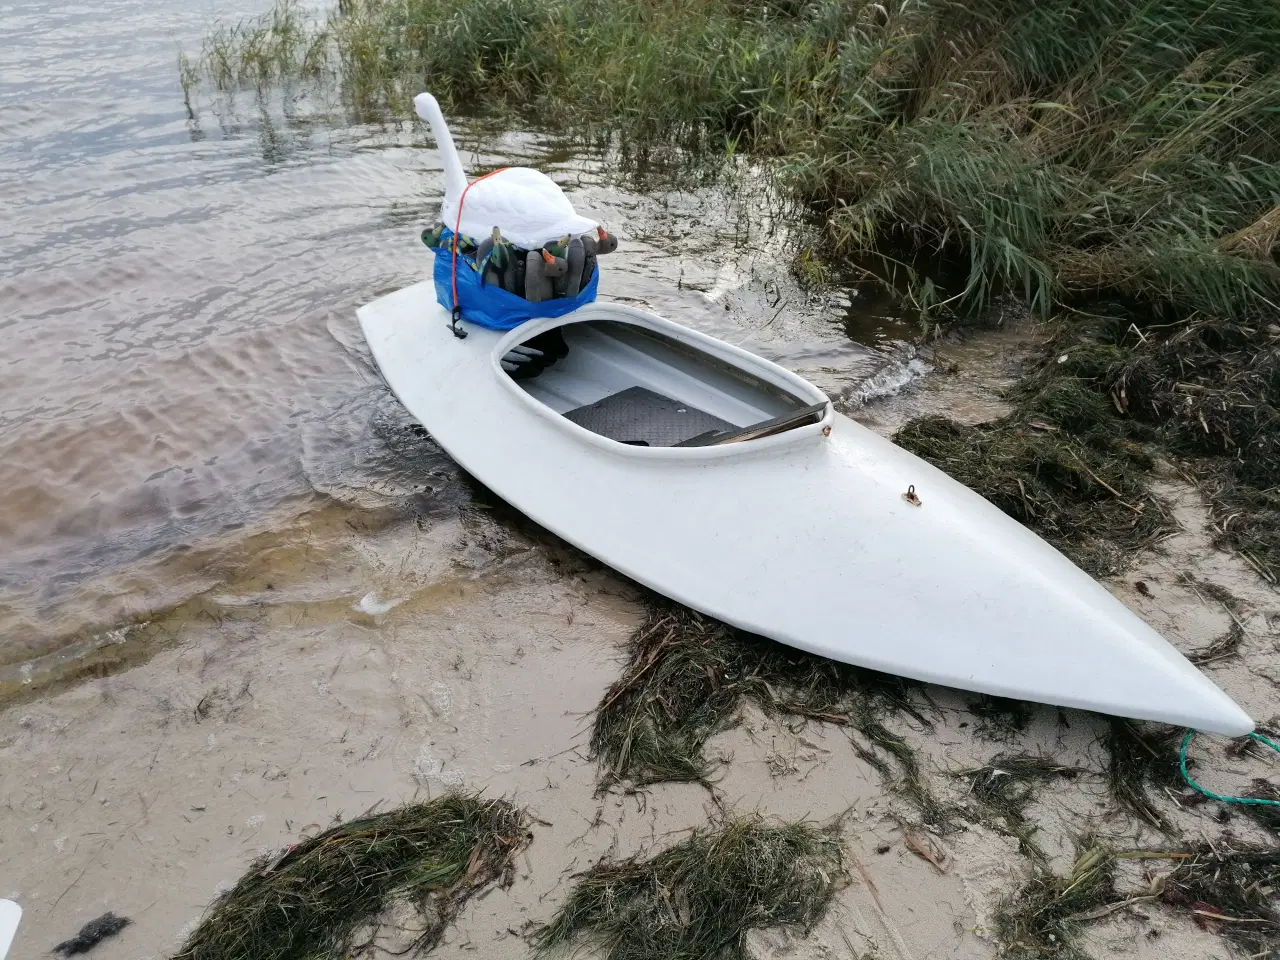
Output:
430,229,599,331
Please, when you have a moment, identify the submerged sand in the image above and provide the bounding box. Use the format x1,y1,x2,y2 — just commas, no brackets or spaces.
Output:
1,326,1277,960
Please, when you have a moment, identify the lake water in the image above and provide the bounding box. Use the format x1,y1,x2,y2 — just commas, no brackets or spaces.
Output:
0,0,919,693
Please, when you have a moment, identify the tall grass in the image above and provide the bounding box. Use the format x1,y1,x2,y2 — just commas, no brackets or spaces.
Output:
195,0,1280,319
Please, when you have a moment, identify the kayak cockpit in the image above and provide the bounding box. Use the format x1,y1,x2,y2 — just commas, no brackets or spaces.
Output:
499,315,829,449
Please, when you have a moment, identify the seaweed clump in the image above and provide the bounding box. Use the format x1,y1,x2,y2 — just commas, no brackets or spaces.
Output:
961,754,1082,859
1158,845,1280,958
591,604,954,828
897,308,1280,583
1120,319,1280,582
995,843,1280,959
1104,721,1184,832
173,794,529,960
1189,622,1245,666
1241,779,1280,837
53,914,131,956
993,840,1116,959
969,696,1034,741
536,816,846,960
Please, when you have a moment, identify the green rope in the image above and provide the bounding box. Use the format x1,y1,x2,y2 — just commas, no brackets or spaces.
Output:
1180,729,1280,806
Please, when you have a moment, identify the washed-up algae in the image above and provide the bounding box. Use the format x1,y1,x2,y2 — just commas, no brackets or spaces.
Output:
894,324,1174,578
1190,622,1246,666
993,839,1117,959
897,307,1279,581
960,754,1083,860
589,603,1259,840
968,696,1035,742
1103,720,1186,833
535,816,846,960
590,603,955,828
1118,317,1280,582
995,842,1280,959
172,794,529,960
1157,846,1280,958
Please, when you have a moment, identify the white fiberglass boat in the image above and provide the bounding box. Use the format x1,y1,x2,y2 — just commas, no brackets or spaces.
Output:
358,280,1253,736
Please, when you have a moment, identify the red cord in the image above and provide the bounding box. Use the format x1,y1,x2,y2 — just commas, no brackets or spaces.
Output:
451,166,510,314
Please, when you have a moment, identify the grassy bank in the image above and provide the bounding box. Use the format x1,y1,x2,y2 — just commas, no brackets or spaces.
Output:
197,0,1280,312
196,0,1279,576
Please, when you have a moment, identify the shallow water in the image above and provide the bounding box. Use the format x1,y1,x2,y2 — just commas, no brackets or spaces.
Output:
0,0,920,689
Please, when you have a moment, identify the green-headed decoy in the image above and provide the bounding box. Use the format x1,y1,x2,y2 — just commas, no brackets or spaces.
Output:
541,239,569,299
478,227,512,287
543,235,570,260
421,223,445,248
546,235,571,297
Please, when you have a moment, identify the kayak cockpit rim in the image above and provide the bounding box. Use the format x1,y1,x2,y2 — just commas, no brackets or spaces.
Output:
491,305,834,459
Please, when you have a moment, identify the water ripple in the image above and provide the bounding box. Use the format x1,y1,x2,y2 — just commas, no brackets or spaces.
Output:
0,0,904,671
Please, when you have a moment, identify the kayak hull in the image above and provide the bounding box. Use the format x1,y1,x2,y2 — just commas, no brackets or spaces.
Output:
358,281,1253,736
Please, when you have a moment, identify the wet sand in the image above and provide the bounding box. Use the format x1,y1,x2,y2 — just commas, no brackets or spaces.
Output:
3,328,1276,960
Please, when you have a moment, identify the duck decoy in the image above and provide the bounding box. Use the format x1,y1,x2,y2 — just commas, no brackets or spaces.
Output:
421,223,445,248
544,235,570,259
478,227,507,286
544,236,570,297
594,225,618,255
500,241,519,293
512,249,527,297
541,245,568,290
476,225,500,264
564,236,586,297
525,250,555,302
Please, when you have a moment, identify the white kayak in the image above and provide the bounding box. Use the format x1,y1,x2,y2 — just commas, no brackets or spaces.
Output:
358,279,1253,736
